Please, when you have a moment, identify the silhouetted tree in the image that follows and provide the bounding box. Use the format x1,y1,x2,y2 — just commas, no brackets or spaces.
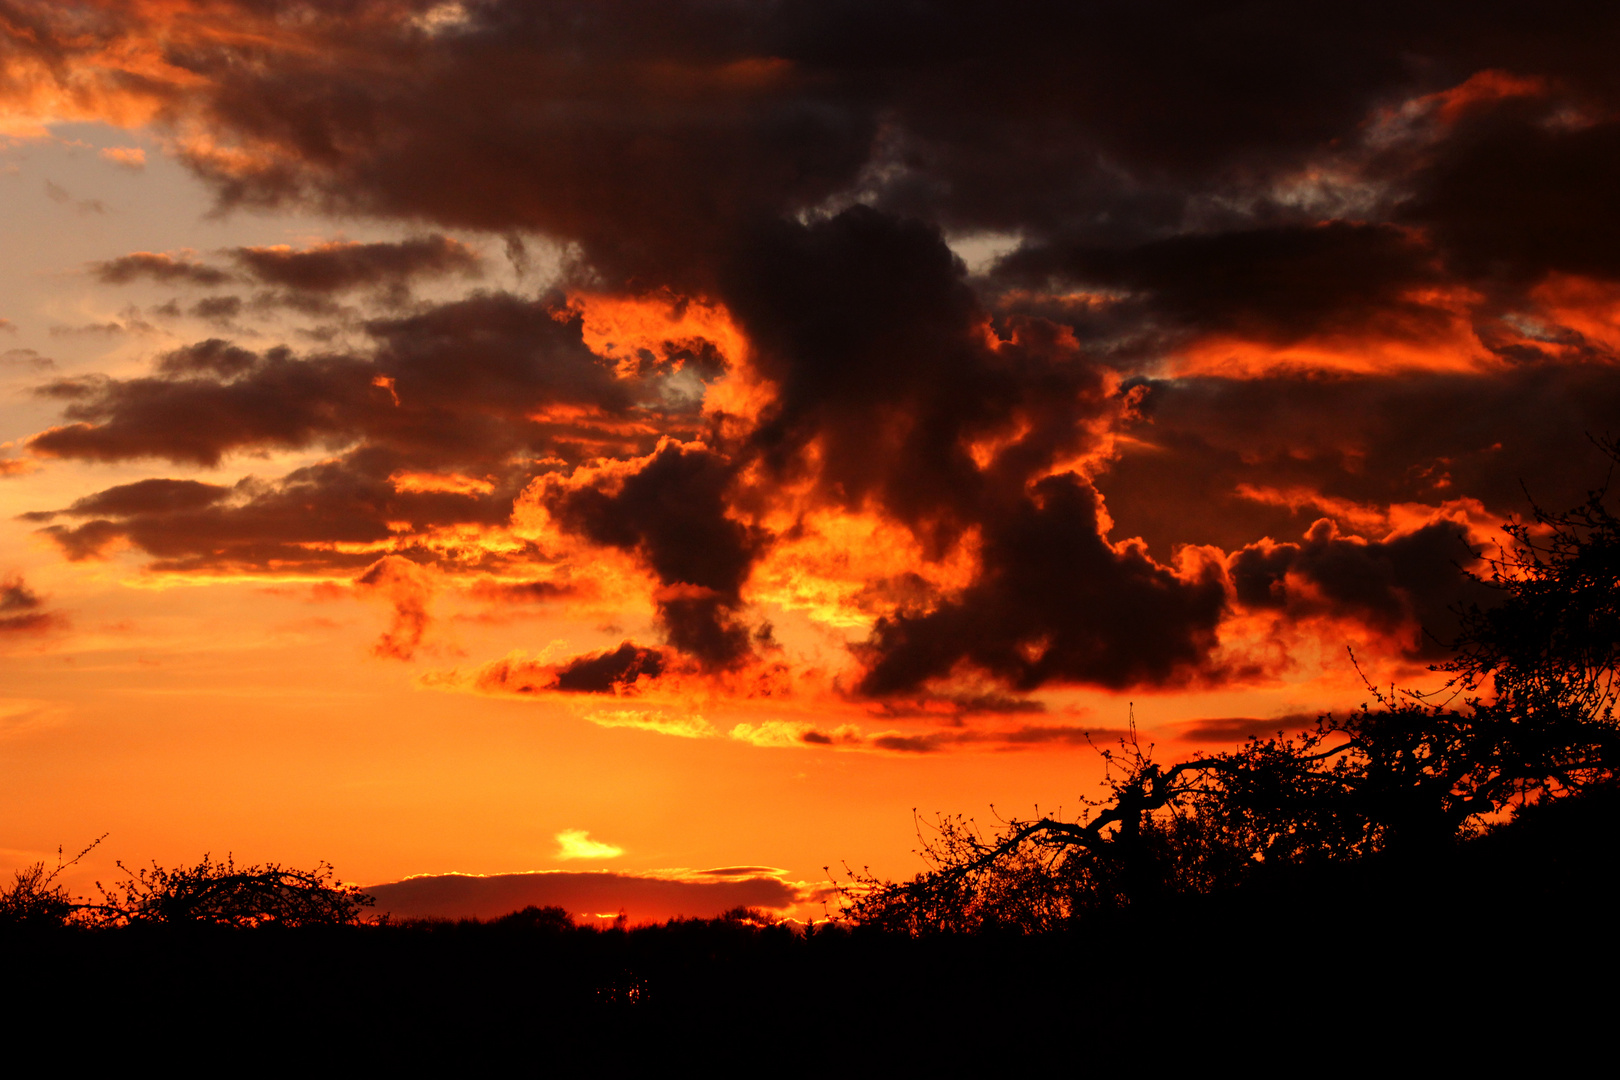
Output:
0,863,77,928
1439,440,1620,780
93,854,373,927
847,449,1620,932
0,836,103,929
2,848,373,930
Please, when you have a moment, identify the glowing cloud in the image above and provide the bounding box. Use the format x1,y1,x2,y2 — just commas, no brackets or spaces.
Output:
554,829,624,861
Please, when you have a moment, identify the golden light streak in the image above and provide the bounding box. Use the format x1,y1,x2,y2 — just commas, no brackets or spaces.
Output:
1234,484,1392,534
1171,320,1491,378
389,471,494,496
1430,69,1549,124
729,719,862,749
1530,274,1620,356
965,416,1033,471
580,707,716,739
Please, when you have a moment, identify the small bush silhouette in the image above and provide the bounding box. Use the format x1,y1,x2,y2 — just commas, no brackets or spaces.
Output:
0,836,103,928
94,854,373,928
1,846,373,930
0,862,78,928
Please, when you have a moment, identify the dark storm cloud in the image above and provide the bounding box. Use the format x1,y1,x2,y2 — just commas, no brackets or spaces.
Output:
42,477,232,518
1229,517,1489,658
0,573,62,635
155,339,261,378
13,2,1620,289
92,252,232,287
727,207,1112,556
158,2,877,290
229,235,481,293
867,691,1047,721
28,293,642,467
467,578,574,605
14,0,1620,693
27,448,529,571
550,641,667,693
29,348,386,466
850,723,1130,754
48,1,1596,287
1395,107,1620,286
719,202,1227,696
21,290,720,576
1100,365,1620,559
550,442,764,668
998,223,1446,347
49,321,135,338
729,208,1011,536
99,5,1313,271
189,295,242,322
362,295,638,436
858,473,1228,695
1177,714,1318,743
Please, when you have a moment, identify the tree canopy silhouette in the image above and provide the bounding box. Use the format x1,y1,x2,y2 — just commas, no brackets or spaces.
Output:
92,854,374,928
844,446,1620,933
0,848,372,930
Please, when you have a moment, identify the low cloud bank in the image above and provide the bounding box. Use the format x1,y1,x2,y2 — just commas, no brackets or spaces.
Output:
364,868,803,924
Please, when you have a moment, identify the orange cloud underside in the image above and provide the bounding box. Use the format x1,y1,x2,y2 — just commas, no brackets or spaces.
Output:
572,291,748,377
1170,307,1491,378
0,1,348,136
389,471,496,496
747,502,981,631
1529,275,1620,356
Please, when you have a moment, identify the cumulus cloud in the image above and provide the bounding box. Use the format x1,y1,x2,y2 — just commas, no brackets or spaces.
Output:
30,294,647,467
1228,516,1491,658
230,235,481,294
549,442,764,669
92,252,231,287
23,457,526,571
856,473,1228,695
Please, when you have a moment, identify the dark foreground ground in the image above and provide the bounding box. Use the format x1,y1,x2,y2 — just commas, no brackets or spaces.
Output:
5,793,1617,1070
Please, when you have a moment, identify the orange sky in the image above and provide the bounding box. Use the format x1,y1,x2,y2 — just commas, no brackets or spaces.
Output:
4,1,1618,920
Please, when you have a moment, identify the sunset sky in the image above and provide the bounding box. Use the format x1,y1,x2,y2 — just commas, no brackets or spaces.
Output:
4,1,1618,919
